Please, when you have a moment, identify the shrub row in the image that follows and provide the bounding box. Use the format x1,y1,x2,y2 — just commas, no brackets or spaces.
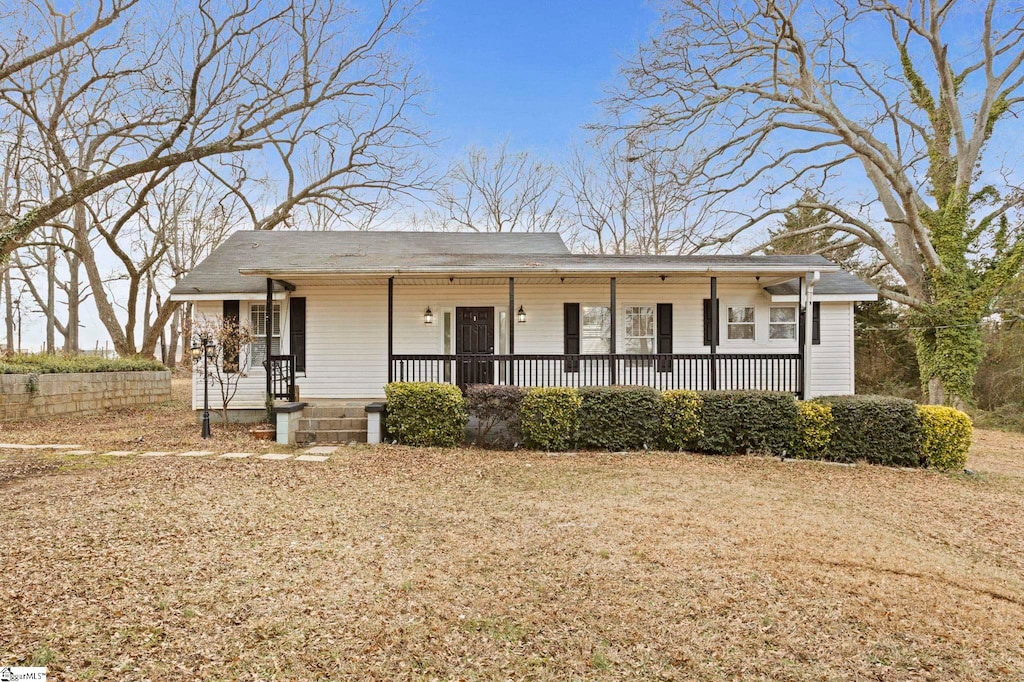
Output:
0,352,167,374
383,382,973,470
384,382,467,448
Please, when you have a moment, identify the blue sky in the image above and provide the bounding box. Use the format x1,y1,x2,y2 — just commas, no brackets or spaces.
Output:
16,1,658,351
414,0,656,160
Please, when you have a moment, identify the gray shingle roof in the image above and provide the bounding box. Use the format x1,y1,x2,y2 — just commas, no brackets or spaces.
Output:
170,230,570,295
763,271,877,297
170,230,849,296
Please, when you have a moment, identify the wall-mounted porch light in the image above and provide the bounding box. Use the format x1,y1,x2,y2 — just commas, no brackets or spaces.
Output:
517,305,526,324
424,307,434,324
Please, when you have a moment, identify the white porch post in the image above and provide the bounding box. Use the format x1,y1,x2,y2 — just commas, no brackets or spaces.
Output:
802,271,820,399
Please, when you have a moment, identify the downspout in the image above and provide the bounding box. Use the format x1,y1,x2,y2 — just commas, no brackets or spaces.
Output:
803,271,820,399
266,278,273,414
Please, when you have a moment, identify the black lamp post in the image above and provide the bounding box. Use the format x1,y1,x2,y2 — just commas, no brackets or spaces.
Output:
191,333,216,438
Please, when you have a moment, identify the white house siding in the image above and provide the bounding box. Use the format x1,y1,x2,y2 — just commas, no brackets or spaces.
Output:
192,280,857,409
807,301,855,398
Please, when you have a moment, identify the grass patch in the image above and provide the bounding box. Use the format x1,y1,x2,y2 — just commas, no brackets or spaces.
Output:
0,352,166,374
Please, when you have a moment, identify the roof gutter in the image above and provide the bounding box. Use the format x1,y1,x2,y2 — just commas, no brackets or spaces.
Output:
236,264,842,279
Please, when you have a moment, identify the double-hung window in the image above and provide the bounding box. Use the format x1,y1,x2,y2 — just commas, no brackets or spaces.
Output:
624,305,655,354
769,306,797,340
727,305,755,341
581,305,611,353
250,303,281,366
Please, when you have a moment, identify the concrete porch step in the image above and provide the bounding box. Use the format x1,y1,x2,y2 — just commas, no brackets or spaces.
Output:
305,406,367,419
298,417,366,431
296,429,367,445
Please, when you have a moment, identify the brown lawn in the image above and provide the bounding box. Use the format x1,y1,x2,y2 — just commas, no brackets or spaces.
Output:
0,378,295,454
1,387,1024,680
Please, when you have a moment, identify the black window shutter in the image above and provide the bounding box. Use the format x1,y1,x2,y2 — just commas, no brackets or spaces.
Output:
222,300,240,373
657,303,673,372
564,303,580,373
812,301,821,345
290,297,306,372
703,299,713,346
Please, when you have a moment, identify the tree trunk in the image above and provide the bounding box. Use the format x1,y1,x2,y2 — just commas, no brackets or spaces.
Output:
182,302,193,374
139,298,180,359
167,305,180,368
909,233,984,407
64,203,87,353
45,240,56,353
2,266,12,352
79,235,132,355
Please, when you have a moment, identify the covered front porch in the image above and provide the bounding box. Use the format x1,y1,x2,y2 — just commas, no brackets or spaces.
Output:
260,270,821,403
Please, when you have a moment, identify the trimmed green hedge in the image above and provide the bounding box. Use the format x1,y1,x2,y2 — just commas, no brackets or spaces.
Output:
0,353,166,374
794,401,836,459
384,382,467,447
660,390,703,451
697,391,797,456
381,381,972,473
918,405,973,471
812,395,922,466
519,387,581,451
577,386,661,451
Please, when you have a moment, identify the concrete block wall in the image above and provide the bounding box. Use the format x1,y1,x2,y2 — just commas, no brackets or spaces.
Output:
0,370,172,421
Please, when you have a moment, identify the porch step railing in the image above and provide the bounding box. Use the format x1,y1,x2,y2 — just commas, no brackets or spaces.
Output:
391,353,802,394
267,354,297,401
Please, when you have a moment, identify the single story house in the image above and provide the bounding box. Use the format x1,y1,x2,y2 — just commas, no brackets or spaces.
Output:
169,230,877,443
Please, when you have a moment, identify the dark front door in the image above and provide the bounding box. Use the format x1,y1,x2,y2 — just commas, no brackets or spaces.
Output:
456,307,494,385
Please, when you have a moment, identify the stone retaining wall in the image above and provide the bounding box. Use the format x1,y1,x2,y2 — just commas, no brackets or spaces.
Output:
0,370,172,421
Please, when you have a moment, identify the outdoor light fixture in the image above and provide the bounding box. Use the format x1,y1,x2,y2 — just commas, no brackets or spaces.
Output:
191,333,216,439
517,305,526,323
424,307,434,324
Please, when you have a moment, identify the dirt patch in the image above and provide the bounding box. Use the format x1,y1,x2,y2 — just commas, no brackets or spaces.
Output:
0,451,65,487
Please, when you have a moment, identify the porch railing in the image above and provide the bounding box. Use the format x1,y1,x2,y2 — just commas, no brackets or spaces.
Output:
267,354,297,401
391,353,802,394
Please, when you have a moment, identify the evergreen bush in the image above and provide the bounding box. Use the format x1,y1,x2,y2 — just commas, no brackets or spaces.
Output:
918,405,973,471
660,390,703,451
794,401,836,459
813,395,922,466
577,386,661,451
384,382,467,447
519,387,581,451
696,391,798,456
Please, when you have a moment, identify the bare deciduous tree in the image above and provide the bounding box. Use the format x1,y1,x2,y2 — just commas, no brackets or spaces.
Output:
0,0,427,262
432,140,566,233
193,315,256,420
565,136,715,255
612,0,1024,404
0,0,428,358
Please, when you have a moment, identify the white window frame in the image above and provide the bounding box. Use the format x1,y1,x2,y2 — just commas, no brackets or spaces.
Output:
581,304,611,354
623,305,656,354
726,304,756,342
249,302,282,369
768,306,798,342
